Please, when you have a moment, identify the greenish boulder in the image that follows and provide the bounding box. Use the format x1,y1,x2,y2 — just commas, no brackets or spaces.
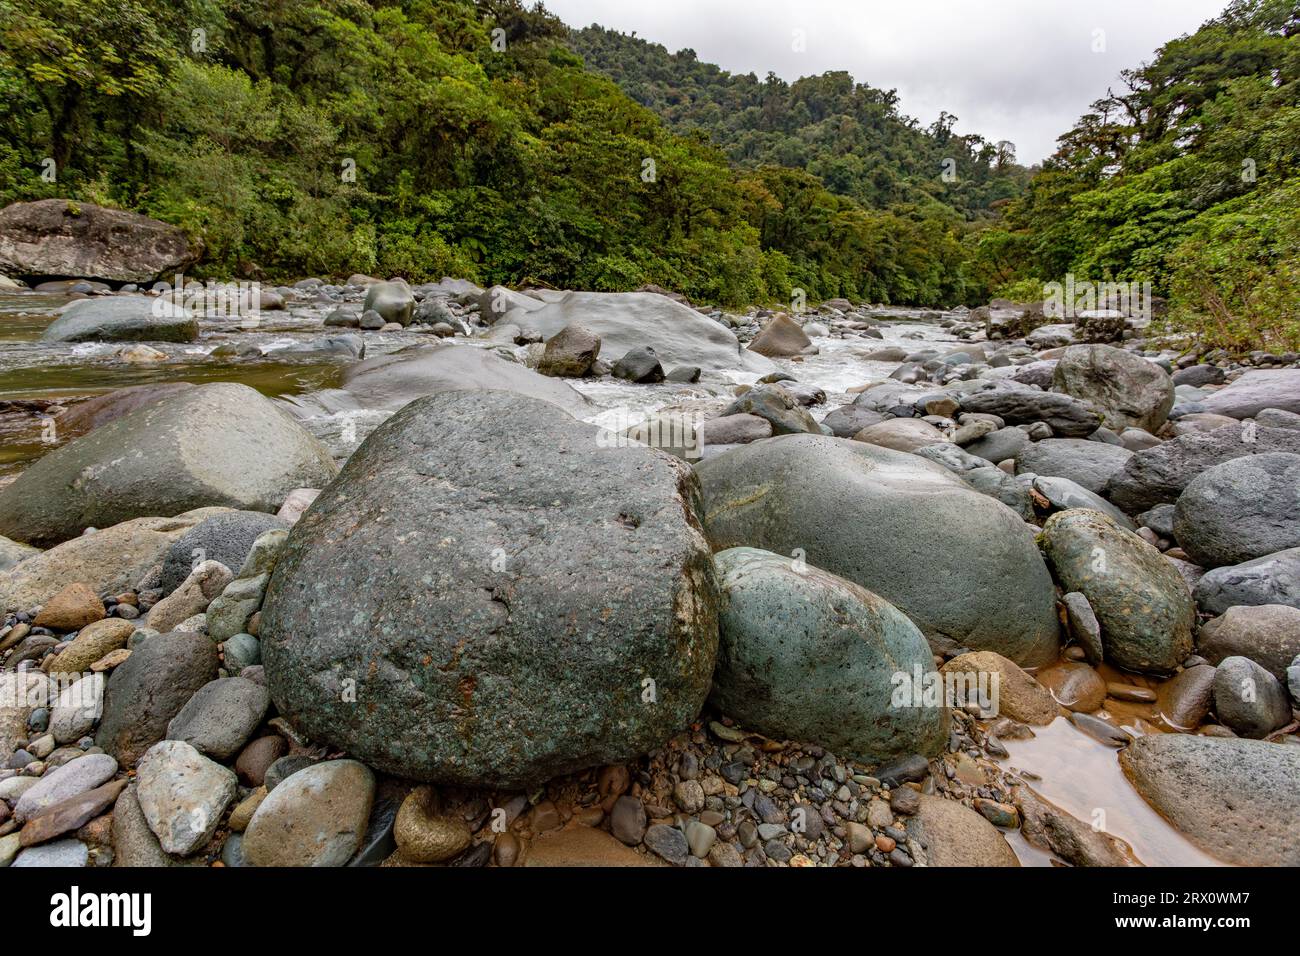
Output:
711,548,947,763
1039,509,1194,674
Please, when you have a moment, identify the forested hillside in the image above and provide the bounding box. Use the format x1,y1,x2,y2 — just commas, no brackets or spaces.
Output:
0,0,1001,307
975,0,1300,349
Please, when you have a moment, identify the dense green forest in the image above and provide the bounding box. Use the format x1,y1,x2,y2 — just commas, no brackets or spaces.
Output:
0,0,1296,347
976,0,1300,350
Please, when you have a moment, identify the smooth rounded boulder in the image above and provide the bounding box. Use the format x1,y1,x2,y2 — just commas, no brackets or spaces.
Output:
242,760,374,867
1015,438,1132,494
41,296,198,344
261,391,720,789
748,313,812,358
695,435,1060,666
1039,510,1194,674
1196,604,1300,681
1052,344,1174,432
710,548,947,763
1194,547,1300,615
361,279,414,326
1173,453,1300,568
0,383,337,548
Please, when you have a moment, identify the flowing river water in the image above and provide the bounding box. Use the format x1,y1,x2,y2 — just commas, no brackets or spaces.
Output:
0,289,1223,867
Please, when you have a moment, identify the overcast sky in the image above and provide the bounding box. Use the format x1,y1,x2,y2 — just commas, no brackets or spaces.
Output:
545,0,1229,164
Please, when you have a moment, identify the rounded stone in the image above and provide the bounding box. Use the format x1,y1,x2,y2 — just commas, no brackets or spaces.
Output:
1173,453,1300,568
243,759,375,867
392,786,472,863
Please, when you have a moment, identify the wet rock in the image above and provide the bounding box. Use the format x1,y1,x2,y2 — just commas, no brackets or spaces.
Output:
1120,734,1300,866
960,385,1102,438
1211,657,1292,739
42,296,197,344
643,823,689,864
1105,424,1300,514
1062,592,1103,664
1198,369,1300,418
243,760,375,867
262,391,719,789
611,345,665,383
95,630,219,765
538,323,600,377
1052,345,1174,432
1173,453,1300,568
1040,510,1194,674
165,677,269,760
697,436,1060,666
610,795,647,845
1036,661,1106,713
1015,439,1132,494
524,826,658,866
720,387,820,435
904,794,1019,866
1194,547,1300,615
136,739,237,855
362,280,415,327
748,313,812,358
941,651,1058,725
1197,605,1300,681
158,510,289,595
711,548,947,764
1014,785,1141,866
392,786,471,863
0,384,336,548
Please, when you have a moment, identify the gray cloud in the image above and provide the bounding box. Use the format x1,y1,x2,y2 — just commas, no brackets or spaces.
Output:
546,0,1228,163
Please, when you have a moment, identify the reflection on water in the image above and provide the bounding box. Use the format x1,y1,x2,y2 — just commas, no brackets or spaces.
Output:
1002,718,1225,867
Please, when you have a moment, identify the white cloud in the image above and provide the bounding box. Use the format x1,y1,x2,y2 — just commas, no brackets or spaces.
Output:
545,0,1228,163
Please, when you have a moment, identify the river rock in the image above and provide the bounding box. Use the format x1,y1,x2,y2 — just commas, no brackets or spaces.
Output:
111,784,192,867
941,651,1058,725
720,387,819,435
1198,369,1300,418
904,794,1019,866
959,384,1102,438
0,672,51,764
1035,661,1106,713
749,313,812,357
392,786,471,863
852,418,948,453
611,345,665,383
1052,345,1174,432
1194,547,1300,615
524,825,658,866
0,199,196,283
135,739,237,855
11,838,88,868
697,436,1060,665
362,280,414,326
700,414,772,446
165,677,269,760
495,290,772,374
1155,663,1216,730
963,426,1030,464
0,384,336,548
0,511,226,611
0,535,38,572
1015,439,1132,493
1197,605,1300,681
146,560,232,632
338,344,591,416
1173,453,1300,568
820,405,886,439
1014,784,1141,866
538,323,600,377
242,760,375,867
42,296,197,344
15,752,117,820
95,630,219,765
159,510,289,595
32,583,104,631
262,391,720,789
1039,510,1194,673
57,382,197,439
1032,476,1136,530
1211,657,1292,738
49,673,104,743
710,548,947,763
1120,734,1300,865
1105,423,1300,514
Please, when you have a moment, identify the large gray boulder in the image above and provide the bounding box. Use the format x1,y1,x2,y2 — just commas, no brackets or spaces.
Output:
1039,510,1194,674
361,280,414,327
1198,369,1300,418
1015,438,1132,494
42,296,197,344
0,199,197,283
0,384,336,548
1120,734,1300,866
495,291,773,374
0,535,38,573
338,344,591,416
710,548,947,763
695,435,1060,666
1197,604,1300,681
1051,344,1174,432
1173,453,1300,568
1194,547,1300,616
1105,424,1300,514
261,391,720,789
